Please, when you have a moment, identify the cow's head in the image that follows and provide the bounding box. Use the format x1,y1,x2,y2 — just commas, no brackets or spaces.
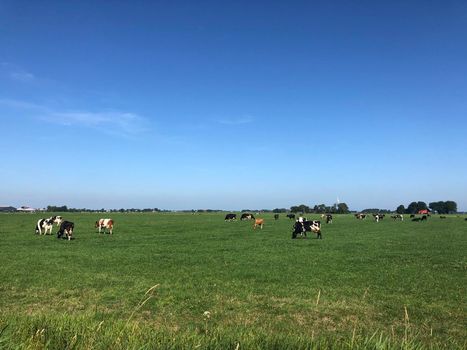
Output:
54,216,63,226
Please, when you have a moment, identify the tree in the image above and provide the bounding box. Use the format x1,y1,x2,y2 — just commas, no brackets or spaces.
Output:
336,202,350,214
406,202,419,214
396,205,405,214
290,204,311,213
429,201,444,214
429,201,457,214
417,201,428,211
313,204,327,213
445,201,457,214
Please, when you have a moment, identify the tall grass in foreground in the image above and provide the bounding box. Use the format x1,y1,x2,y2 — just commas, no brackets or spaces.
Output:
1,314,464,350
0,285,464,350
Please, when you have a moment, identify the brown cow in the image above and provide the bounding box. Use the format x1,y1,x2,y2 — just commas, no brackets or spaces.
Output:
253,218,264,230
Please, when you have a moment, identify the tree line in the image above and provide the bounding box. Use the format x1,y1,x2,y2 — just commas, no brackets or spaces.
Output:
45,201,458,214
282,203,350,214
395,201,457,214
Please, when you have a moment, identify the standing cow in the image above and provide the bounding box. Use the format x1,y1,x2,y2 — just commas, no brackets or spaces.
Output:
292,220,322,239
57,221,74,240
35,216,63,235
224,213,237,221
95,218,114,234
240,213,255,220
253,218,264,229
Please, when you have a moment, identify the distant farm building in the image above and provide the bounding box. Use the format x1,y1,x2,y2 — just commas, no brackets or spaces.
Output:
16,206,37,213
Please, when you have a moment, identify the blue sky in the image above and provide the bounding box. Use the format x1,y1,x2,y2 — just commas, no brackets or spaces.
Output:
1,0,466,211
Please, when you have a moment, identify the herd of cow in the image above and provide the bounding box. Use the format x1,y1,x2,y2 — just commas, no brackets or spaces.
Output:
34,216,114,240
224,212,331,239
34,212,464,242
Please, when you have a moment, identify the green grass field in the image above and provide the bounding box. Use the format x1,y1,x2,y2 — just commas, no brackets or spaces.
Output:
0,212,465,349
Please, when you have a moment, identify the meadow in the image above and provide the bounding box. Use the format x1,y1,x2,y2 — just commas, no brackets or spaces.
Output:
0,212,465,349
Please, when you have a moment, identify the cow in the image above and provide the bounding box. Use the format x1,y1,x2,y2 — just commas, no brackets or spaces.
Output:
253,218,264,229
464,218,467,221
292,220,322,239
240,213,255,220
440,216,447,219
274,214,279,220
95,218,114,234
35,218,54,235
286,214,295,220
391,214,404,221
412,217,421,222
421,215,427,221
410,214,415,218
35,216,62,235
373,214,385,222
57,221,74,240
224,213,237,221
355,213,366,220
325,214,333,224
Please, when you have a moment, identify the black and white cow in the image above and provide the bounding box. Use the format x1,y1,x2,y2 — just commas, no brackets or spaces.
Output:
35,216,63,235
373,214,385,222
224,213,237,221
240,213,255,220
292,220,322,239
57,221,74,240
326,214,333,224
355,213,366,220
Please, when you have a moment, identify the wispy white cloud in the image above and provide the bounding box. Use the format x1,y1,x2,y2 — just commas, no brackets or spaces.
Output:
43,111,148,136
1,62,36,82
0,98,148,137
10,71,35,82
215,115,254,125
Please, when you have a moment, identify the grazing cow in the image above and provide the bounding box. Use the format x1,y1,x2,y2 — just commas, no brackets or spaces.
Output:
412,218,421,222
326,214,333,224
274,214,279,220
57,221,74,240
224,213,237,221
355,213,366,220
410,214,415,218
440,216,447,219
391,214,404,221
292,220,322,239
373,214,383,222
286,214,295,220
240,213,255,220
253,218,264,229
95,218,114,234
421,215,427,221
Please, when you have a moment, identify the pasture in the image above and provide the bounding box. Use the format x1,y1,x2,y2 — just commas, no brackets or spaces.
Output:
0,212,465,349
